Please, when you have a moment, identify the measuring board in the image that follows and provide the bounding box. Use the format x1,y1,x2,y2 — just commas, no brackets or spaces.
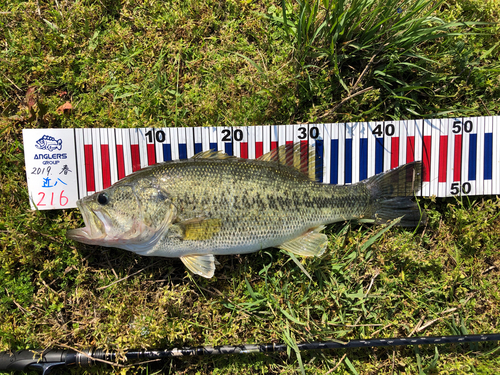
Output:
23,116,500,210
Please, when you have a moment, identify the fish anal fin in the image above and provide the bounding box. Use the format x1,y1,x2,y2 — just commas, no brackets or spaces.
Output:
180,218,222,240
180,254,216,278
257,142,318,181
278,226,328,257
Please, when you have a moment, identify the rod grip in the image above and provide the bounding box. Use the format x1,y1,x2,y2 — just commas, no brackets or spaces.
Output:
0,349,67,372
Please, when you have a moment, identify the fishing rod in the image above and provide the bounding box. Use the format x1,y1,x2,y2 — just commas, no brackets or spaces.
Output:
1,334,499,374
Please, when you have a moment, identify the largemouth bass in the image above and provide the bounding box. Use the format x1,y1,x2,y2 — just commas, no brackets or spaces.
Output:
68,143,425,278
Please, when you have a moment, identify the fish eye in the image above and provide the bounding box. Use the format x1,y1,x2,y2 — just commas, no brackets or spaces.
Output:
97,192,109,205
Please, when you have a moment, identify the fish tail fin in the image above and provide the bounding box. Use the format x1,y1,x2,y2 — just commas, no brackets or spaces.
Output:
364,162,426,227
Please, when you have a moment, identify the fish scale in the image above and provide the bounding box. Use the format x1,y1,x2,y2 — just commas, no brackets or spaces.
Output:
68,144,425,278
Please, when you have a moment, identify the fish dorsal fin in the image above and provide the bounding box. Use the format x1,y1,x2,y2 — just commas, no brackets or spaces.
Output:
258,142,317,181
191,149,235,160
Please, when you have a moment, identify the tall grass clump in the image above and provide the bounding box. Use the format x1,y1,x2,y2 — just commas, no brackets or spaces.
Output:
268,0,488,120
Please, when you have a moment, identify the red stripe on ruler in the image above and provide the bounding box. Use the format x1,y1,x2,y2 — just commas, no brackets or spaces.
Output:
240,142,248,159
271,141,278,150
406,136,415,163
438,135,448,182
453,134,462,182
147,143,156,165
116,145,125,180
101,144,111,189
423,135,432,182
84,144,95,192
255,142,263,158
300,140,308,174
131,144,140,172
391,137,399,169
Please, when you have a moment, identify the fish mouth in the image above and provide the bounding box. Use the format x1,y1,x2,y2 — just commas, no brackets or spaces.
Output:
67,200,108,245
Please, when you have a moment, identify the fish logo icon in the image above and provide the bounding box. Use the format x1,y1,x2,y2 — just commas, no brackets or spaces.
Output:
35,135,63,152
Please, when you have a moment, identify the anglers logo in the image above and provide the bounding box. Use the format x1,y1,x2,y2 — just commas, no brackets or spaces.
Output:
35,135,62,152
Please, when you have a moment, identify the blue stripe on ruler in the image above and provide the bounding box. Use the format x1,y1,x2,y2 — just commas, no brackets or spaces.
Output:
210,142,217,151
468,133,477,181
484,133,493,180
163,144,171,161
194,143,202,155
179,143,187,160
315,139,323,183
375,137,384,174
345,138,352,184
360,138,368,180
224,142,233,156
331,139,338,185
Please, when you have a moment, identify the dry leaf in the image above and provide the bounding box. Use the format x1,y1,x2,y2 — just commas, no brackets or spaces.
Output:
56,101,73,115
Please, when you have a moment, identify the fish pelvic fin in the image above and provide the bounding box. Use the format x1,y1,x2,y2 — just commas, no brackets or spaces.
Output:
258,142,318,181
365,161,426,227
181,254,216,278
278,226,328,257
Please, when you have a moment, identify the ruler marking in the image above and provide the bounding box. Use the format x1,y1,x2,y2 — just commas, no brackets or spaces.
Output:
322,124,331,184
241,127,249,159
485,131,493,180
178,127,188,159
391,136,399,169
375,136,383,175
453,133,462,182
131,144,140,171
422,135,432,183
438,135,448,183
476,117,485,195
146,129,156,166
366,122,376,178
84,144,95,193
494,116,500,194
468,133,477,181
209,127,217,151
301,136,308,176
92,129,102,193
83,129,95,194
101,143,111,189
100,129,111,189
338,123,346,185
345,125,353,184
194,127,203,155
270,125,278,151
359,123,368,181
484,116,493,195
254,125,263,159
313,123,324,182
75,129,86,198
331,123,339,185
360,137,368,181
186,127,195,158
108,129,118,185
407,136,415,163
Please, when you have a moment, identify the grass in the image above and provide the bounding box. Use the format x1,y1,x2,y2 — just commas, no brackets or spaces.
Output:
1,0,500,373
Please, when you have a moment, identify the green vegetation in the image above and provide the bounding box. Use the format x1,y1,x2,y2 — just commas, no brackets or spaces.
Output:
1,0,500,373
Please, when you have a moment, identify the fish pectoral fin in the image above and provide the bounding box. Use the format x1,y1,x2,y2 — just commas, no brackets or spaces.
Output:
180,254,216,278
180,218,222,241
278,226,328,257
